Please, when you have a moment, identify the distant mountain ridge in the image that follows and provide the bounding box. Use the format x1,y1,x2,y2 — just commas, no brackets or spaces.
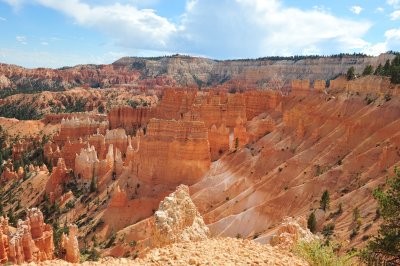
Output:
0,53,396,96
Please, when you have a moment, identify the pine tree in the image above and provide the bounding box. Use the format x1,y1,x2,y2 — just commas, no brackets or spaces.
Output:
362,65,374,76
391,66,400,84
320,190,330,211
307,212,317,233
374,64,383,75
362,167,400,264
346,67,355,80
383,59,391,76
90,176,97,193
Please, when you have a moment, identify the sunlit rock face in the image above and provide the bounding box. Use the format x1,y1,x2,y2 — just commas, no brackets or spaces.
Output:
153,185,210,247
127,118,211,188
0,209,54,264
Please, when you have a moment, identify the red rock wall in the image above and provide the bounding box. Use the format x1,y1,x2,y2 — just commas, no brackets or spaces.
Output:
127,118,211,187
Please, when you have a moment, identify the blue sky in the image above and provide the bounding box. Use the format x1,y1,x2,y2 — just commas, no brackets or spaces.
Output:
0,0,399,68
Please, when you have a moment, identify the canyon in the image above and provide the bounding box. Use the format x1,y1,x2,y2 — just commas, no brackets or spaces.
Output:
0,54,395,93
0,53,399,264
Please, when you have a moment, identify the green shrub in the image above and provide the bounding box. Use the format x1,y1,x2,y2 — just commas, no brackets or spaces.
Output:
293,241,354,266
322,223,335,238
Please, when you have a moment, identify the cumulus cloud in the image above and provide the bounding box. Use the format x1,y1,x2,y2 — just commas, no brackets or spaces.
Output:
362,28,400,55
16,35,27,44
4,0,176,51
387,0,400,7
2,0,376,59
350,6,363,15
390,10,400,20
175,0,371,58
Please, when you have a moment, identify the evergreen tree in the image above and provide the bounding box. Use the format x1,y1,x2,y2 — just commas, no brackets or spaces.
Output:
383,59,391,76
320,190,330,211
346,67,355,80
391,66,400,84
362,65,374,76
362,167,400,264
390,55,400,84
307,212,317,233
374,64,383,75
90,176,97,193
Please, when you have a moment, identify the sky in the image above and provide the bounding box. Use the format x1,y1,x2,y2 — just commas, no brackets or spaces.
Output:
0,0,399,68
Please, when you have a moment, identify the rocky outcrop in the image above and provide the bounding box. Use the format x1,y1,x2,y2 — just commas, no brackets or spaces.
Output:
313,80,326,91
330,75,400,95
0,208,54,264
233,117,249,148
109,186,129,208
74,144,118,181
291,80,310,96
60,224,80,263
244,90,282,120
53,117,108,146
12,139,35,161
42,113,107,125
45,158,68,202
153,185,209,247
270,217,318,249
127,118,211,187
209,124,230,161
108,106,156,134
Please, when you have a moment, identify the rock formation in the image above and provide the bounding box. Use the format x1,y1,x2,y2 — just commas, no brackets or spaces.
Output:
45,158,68,201
127,118,211,187
74,144,119,181
270,217,318,249
108,106,156,134
0,53,395,91
291,79,311,96
53,117,108,146
60,224,80,263
153,185,209,247
109,186,129,208
313,80,326,92
0,208,55,264
209,124,230,161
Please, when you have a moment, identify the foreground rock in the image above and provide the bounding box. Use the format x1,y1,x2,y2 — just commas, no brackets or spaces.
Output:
153,184,209,247
0,208,54,264
22,238,307,266
270,217,318,249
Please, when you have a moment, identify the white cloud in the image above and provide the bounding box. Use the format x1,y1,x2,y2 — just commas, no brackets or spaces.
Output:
41,41,49,45
390,10,400,20
385,28,400,39
0,16,6,21
2,0,376,60
387,0,400,7
312,5,330,13
350,5,363,15
16,35,27,45
12,0,177,51
176,0,371,58
376,7,385,13
362,28,400,55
